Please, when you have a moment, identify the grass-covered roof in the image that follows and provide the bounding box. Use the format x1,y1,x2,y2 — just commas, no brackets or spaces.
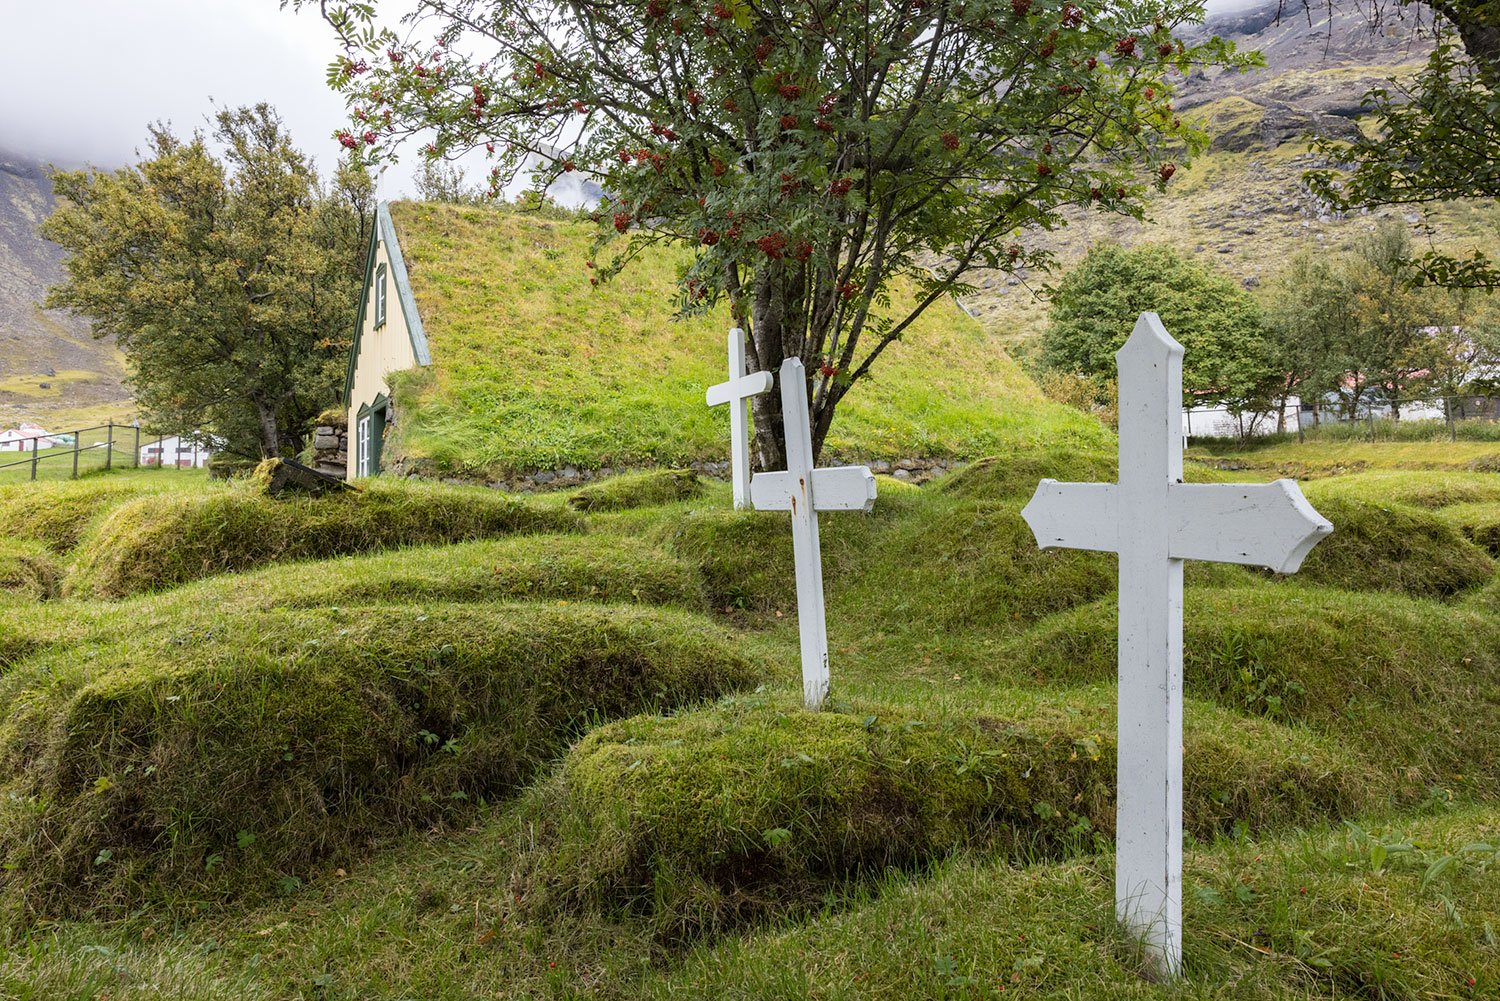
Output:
383,201,1107,477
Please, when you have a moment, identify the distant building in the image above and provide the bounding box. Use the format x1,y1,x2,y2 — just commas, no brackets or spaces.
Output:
139,434,215,468
0,424,66,452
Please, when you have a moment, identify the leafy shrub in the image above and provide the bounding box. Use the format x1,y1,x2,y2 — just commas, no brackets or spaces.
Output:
0,539,58,601
1289,495,1493,599
0,603,757,917
520,696,1361,941
568,470,705,512
65,480,582,598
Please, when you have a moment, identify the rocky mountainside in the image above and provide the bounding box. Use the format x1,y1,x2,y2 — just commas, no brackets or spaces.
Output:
966,1,1497,345
0,151,130,429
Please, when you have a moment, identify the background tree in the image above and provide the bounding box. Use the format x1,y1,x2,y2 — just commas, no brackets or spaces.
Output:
43,105,369,458
309,0,1248,467
1259,249,1358,435
414,158,485,203
1039,243,1276,425
1342,221,1445,419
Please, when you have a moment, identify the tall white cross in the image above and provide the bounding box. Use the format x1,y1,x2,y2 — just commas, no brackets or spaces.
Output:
749,358,876,709
1020,313,1332,979
706,328,774,509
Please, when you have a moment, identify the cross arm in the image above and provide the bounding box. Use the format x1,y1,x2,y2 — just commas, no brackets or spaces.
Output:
1021,480,1120,554
706,371,774,407
751,465,877,513
1167,480,1332,572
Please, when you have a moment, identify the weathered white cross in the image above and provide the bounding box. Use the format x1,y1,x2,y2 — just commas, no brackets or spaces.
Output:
748,357,876,709
1020,312,1332,978
705,327,774,509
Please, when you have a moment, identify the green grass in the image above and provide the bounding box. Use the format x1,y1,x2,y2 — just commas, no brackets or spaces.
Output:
1187,440,1500,479
0,446,1497,998
384,201,1110,478
0,473,213,552
64,480,581,599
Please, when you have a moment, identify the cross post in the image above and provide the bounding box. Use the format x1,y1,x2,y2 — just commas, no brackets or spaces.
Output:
706,327,774,509
1020,313,1332,978
749,358,876,709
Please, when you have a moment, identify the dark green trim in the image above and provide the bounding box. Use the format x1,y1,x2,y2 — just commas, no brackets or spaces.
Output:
354,393,390,477
343,203,432,405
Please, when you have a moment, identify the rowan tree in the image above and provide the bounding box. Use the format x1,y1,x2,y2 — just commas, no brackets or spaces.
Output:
42,105,370,458
307,0,1248,466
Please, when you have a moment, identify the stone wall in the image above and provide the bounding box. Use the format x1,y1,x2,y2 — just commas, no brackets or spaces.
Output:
391,455,960,493
312,413,349,479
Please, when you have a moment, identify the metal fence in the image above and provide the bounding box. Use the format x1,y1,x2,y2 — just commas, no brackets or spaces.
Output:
0,424,212,483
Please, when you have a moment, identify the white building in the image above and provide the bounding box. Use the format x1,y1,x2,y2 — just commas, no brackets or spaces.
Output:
139,434,214,468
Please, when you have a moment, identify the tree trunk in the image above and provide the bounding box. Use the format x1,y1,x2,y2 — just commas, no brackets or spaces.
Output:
253,397,281,458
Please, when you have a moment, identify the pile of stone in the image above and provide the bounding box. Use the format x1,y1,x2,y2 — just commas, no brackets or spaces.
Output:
312,414,349,478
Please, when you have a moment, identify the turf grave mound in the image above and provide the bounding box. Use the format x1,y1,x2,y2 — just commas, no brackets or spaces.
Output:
568,469,705,512
65,480,582,599
0,477,195,552
150,534,712,616
1286,495,1494,599
1302,469,1500,510
516,695,1363,943
0,602,757,918
1002,586,1500,797
0,539,58,602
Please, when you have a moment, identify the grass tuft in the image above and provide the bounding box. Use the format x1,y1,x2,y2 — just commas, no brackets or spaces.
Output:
0,539,59,602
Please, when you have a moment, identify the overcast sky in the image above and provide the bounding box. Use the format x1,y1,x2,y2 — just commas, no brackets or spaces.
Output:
0,0,1256,198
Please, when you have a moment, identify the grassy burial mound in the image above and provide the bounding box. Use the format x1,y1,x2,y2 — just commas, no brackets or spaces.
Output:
568,469,705,512
0,602,757,917
65,480,580,599
0,475,209,553
380,201,1110,479
1003,586,1500,799
150,534,713,616
1282,495,1495,599
521,695,1362,942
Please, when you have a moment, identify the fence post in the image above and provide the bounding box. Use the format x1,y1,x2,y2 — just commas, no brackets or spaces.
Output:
105,424,114,470
134,425,141,468
72,432,79,479
30,436,38,481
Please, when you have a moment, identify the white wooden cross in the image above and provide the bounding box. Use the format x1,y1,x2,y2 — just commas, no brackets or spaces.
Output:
706,327,774,509
748,357,876,709
1020,312,1332,979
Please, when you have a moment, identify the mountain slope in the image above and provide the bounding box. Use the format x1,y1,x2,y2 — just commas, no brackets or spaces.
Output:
0,151,130,428
966,1,1497,346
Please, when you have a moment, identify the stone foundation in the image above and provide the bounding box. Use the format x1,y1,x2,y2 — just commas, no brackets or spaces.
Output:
312,414,350,479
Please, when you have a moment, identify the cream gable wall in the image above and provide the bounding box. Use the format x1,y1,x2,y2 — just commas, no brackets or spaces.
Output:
349,234,419,420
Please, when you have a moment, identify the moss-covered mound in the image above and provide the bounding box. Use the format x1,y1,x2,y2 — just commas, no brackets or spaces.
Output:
938,448,1118,501
0,539,58,602
0,478,189,552
1304,470,1500,510
0,603,757,917
158,534,710,615
522,696,1362,941
568,470,705,512
65,481,581,599
1002,587,1500,796
1288,496,1494,599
